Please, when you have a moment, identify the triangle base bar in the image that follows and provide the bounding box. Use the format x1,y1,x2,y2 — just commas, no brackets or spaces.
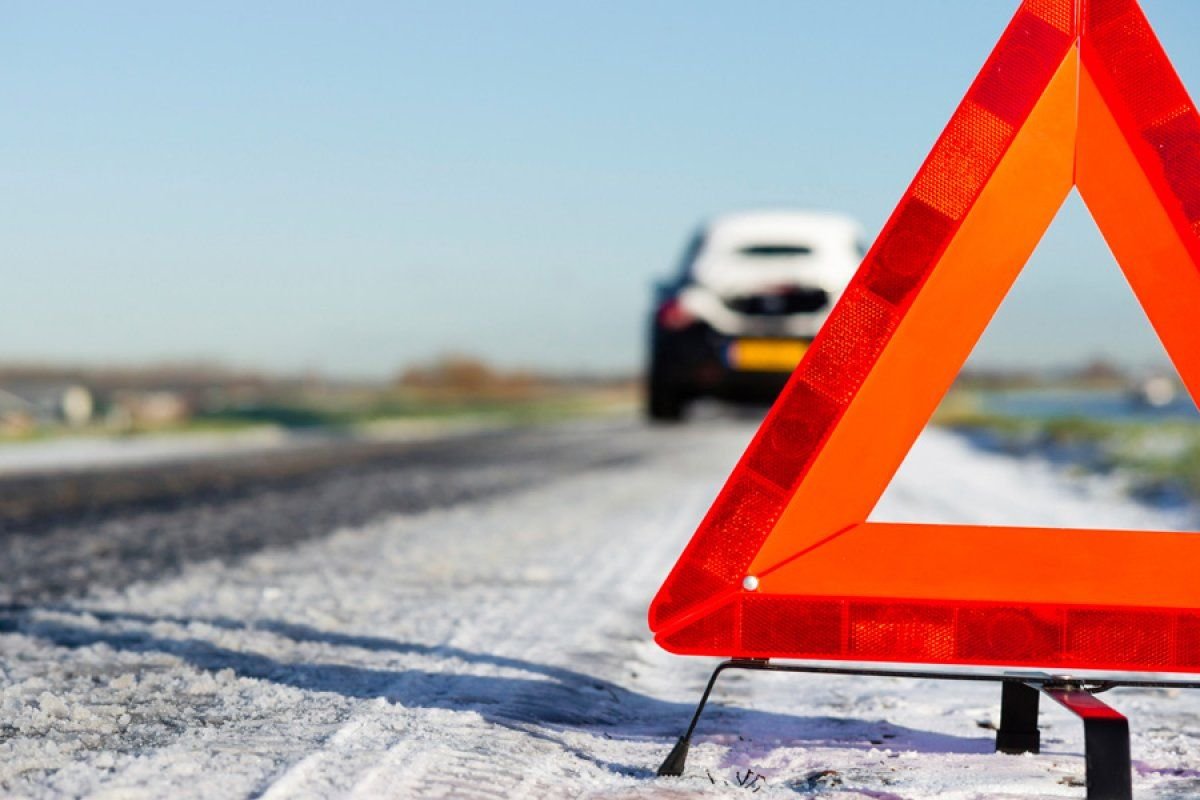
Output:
657,589,1200,674
655,660,1161,798
654,523,1200,673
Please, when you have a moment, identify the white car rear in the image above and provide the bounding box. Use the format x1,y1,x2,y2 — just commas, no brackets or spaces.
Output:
680,211,864,338
647,210,864,421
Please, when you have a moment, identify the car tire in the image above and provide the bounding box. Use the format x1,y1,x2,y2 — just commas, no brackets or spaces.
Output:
646,377,687,423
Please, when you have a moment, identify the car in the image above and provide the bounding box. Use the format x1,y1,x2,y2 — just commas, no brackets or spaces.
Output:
646,210,865,421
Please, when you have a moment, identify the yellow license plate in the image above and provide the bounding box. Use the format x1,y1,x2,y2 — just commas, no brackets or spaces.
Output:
728,339,809,372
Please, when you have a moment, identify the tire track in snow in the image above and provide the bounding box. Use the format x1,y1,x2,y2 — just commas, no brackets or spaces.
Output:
335,435,722,797
243,421,732,798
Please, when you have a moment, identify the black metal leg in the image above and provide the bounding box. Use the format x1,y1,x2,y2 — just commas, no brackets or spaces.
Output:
996,680,1041,754
653,662,1154,795
658,659,753,776
1041,684,1132,800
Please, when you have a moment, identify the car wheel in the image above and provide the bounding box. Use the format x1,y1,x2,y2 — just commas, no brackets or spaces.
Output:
646,376,687,423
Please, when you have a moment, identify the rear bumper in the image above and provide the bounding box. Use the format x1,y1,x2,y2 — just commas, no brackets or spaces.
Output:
649,324,805,404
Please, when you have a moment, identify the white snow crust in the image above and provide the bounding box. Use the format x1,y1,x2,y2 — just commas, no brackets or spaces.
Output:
2,420,1199,798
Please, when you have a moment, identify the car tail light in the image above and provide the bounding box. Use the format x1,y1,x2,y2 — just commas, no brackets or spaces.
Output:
656,298,697,330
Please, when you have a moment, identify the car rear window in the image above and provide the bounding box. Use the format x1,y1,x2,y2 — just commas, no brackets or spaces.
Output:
737,244,814,257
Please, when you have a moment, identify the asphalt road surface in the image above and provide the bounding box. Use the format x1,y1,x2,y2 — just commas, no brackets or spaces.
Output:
0,423,645,605
2,416,1199,798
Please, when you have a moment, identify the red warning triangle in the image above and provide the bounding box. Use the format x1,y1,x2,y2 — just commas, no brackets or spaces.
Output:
650,0,1200,674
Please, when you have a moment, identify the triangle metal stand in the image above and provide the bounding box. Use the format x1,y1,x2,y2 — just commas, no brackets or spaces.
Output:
655,658,1194,800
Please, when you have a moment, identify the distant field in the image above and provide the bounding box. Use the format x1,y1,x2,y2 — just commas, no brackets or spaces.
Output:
0,385,638,447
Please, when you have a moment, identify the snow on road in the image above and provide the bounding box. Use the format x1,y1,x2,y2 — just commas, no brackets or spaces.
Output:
0,428,296,476
2,419,1199,798
0,418,497,477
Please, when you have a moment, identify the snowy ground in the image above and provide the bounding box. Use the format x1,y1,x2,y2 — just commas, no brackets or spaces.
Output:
2,417,1199,799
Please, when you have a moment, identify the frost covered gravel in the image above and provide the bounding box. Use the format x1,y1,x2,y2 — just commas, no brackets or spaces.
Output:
2,417,1200,798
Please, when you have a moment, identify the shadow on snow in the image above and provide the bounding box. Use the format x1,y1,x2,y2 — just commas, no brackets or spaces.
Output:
1,604,994,779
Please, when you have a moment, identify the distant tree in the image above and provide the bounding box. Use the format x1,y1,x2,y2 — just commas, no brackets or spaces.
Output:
1073,358,1127,386
396,355,546,399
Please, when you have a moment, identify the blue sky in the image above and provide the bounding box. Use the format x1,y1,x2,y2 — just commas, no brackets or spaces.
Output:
3,1,1198,377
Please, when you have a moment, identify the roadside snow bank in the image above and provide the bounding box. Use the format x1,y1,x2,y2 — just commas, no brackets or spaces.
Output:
877,425,1194,530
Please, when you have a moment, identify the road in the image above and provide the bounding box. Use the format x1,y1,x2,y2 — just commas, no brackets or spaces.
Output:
2,416,1199,798
0,423,643,605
